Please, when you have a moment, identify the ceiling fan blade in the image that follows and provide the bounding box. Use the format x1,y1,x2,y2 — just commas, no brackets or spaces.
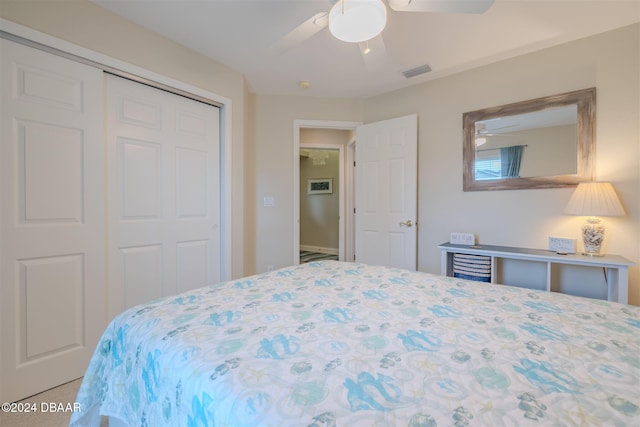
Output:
387,0,494,14
491,124,518,132
270,11,329,55
358,35,388,71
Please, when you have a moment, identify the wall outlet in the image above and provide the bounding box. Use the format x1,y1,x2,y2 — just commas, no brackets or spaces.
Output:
548,237,577,254
450,232,475,246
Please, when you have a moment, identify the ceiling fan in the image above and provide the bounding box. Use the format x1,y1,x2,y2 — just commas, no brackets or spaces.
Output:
271,0,495,71
475,123,519,146
476,126,518,137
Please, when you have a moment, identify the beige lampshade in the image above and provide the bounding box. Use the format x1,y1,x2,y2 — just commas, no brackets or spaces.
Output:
564,182,625,217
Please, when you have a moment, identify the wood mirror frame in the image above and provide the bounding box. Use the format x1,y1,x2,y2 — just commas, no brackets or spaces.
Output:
463,88,595,191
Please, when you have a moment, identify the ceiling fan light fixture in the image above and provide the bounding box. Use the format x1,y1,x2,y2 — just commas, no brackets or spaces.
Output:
329,0,387,43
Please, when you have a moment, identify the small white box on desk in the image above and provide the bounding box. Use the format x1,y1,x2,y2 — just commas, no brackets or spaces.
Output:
548,237,576,254
450,232,475,246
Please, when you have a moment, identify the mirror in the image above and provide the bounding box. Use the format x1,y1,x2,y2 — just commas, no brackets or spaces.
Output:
463,88,595,191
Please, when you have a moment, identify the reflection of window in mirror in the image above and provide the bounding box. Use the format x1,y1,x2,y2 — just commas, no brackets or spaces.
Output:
475,146,525,179
475,149,500,180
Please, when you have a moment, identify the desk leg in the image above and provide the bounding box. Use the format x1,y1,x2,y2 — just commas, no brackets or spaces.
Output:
440,251,449,276
490,256,497,284
607,267,628,304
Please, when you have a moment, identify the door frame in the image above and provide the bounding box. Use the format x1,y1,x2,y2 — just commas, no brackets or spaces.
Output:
1,19,234,281
346,139,356,262
293,120,361,265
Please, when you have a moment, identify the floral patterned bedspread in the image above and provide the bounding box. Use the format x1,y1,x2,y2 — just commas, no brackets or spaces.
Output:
70,261,640,426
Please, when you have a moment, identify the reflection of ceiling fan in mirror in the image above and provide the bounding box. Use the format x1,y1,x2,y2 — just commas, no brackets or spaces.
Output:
475,123,519,146
272,0,495,71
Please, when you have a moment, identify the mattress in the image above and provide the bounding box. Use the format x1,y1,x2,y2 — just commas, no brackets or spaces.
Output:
70,261,640,426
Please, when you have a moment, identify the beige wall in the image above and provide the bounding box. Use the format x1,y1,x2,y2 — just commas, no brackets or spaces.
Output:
300,150,340,250
518,125,577,177
363,24,639,305
251,96,363,271
0,0,250,278
251,24,639,305
2,3,638,304
299,129,353,252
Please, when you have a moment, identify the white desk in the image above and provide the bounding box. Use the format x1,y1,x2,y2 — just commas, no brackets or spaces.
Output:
439,242,635,304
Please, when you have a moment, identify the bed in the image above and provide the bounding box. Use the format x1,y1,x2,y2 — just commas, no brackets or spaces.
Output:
70,261,640,426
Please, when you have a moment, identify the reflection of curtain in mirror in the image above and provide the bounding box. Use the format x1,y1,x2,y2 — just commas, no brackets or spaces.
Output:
500,145,524,178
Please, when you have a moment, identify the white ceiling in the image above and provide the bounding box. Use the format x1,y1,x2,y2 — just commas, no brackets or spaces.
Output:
91,0,639,99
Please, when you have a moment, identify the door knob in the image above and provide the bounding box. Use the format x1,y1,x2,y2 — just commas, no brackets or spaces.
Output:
399,220,413,227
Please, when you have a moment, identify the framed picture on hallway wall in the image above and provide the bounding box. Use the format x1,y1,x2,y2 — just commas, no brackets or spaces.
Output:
308,178,333,194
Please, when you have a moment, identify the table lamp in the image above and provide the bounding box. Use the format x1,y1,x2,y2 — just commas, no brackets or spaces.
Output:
564,182,625,256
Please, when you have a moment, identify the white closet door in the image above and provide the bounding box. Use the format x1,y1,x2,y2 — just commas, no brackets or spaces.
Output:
106,75,221,319
0,39,105,402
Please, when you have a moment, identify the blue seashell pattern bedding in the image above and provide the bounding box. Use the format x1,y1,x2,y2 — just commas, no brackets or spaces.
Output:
70,261,640,426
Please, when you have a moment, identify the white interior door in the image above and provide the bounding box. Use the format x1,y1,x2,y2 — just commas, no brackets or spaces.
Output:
106,75,221,319
0,39,106,402
355,114,418,270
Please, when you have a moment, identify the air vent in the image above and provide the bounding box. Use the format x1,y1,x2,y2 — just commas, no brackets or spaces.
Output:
402,64,432,79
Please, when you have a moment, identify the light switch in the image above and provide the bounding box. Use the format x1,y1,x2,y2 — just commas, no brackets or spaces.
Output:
263,196,274,207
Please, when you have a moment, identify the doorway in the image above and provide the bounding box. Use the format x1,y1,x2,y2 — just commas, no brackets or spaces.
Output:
293,116,418,268
299,146,341,262
293,121,361,265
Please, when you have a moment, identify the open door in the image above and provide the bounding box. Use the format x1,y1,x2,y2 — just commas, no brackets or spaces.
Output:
355,114,418,270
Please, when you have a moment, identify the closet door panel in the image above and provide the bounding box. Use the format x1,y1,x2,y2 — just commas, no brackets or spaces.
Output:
0,39,105,403
21,121,83,222
106,75,221,319
119,138,162,219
